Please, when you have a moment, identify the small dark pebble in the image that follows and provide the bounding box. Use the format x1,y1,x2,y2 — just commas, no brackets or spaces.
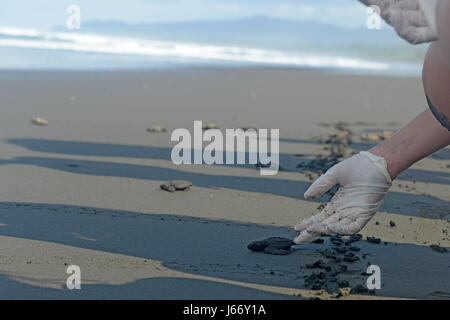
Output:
343,255,359,263
339,265,348,272
430,245,448,253
367,237,381,244
255,162,271,169
389,221,396,227
330,236,343,244
338,280,349,288
351,284,368,294
346,234,363,244
305,260,331,271
304,272,328,290
296,156,339,174
333,247,347,254
329,271,340,277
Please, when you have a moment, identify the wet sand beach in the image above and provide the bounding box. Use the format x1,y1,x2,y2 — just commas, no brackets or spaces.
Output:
0,68,448,299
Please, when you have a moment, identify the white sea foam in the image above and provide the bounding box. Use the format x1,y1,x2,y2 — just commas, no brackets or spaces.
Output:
0,26,393,72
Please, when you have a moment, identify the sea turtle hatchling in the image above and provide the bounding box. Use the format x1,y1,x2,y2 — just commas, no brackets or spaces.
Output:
247,237,295,255
160,180,193,192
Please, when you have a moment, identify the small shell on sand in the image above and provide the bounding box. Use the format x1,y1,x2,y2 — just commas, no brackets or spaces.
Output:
160,180,192,192
31,117,49,126
330,130,351,139
147,125,166,133
361,131,393,141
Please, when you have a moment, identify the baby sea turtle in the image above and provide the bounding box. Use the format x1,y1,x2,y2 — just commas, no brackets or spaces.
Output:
247,237,295,255
160,180,192,192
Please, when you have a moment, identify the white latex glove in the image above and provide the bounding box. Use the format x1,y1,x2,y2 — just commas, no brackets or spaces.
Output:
359,0,438,44
294,152,392,244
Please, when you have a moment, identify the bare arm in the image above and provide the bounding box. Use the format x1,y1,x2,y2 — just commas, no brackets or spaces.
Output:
369,108,450,179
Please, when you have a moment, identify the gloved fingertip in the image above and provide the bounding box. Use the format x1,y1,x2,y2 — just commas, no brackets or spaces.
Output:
294,221,308,232
306,223,328,235
303,190,315,200
294,231,320,245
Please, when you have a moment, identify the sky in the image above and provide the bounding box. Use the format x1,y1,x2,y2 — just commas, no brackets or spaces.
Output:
0,0,371,30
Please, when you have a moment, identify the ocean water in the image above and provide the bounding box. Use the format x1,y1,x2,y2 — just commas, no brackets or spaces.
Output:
0,26,423,76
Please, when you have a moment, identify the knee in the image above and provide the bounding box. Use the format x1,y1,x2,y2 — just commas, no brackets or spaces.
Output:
422,42,450,97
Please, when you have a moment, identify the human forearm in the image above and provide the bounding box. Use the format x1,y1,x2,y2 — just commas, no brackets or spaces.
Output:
369,109,450,179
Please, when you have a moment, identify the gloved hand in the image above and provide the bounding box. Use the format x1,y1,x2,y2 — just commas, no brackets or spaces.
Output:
359,0,438,44
294,151,392,244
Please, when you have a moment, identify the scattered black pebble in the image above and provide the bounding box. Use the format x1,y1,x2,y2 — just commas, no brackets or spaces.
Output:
330,236,344,246
304,272,327,290
351,284,368,294
367,237,381,244
430,245,448,253
332,247,347,254
343,252,359,263
255,162,271,169
389,221,396,227
305,260,331,271
339,265,348,272
346,234,363,245
296,156,339,174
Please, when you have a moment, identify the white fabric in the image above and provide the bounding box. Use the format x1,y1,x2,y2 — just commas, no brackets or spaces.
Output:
294,152,392,244
359,0,438,44
418,0,438,33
